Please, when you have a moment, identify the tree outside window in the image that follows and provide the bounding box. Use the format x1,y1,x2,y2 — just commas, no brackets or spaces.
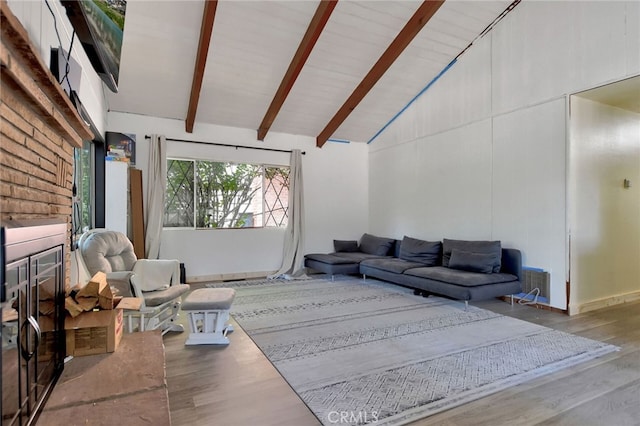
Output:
164,159,289,229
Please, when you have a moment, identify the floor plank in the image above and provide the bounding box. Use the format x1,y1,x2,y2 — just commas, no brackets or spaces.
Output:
40,331,170,426
164,283,640,426
538,379,640,426
163,287,321,426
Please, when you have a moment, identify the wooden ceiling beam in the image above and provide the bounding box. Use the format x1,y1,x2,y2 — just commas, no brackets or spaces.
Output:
257,0,338,141
316,0,444,148
185,0,218,133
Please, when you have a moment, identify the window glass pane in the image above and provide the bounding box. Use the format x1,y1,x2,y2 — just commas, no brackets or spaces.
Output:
165,159,195,227
197,162,261,228
73,140,93,237
263,167,289,228
164,159,290,229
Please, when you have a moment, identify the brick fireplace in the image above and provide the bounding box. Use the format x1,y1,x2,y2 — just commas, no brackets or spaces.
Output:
1,1,93,277
1,2,94,424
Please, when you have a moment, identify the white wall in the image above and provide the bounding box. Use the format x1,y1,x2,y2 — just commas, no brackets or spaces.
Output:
107,112,369,280
104,161,129,235
7,0,109,136
492,98,568,307
369,1,639,309
569,97,640,313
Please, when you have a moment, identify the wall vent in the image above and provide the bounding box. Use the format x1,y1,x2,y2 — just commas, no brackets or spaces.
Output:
522,268,550,300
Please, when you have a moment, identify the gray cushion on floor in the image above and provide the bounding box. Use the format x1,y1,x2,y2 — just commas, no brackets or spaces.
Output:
183,288,236,311
404,266,517,287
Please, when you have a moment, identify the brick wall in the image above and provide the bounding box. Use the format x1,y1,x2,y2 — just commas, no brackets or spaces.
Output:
1,81,75,221
1,2,94,284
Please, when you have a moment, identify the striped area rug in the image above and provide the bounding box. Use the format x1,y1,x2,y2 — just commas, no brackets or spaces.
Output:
208,275,618,425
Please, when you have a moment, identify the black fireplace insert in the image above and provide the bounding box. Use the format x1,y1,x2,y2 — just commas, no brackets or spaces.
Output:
1,220,67,426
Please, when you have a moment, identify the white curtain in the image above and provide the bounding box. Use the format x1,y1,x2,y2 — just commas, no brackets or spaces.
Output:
144,134,166,259
269,149,307,280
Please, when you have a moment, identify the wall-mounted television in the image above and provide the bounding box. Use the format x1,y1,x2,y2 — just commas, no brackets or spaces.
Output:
61,0,126,93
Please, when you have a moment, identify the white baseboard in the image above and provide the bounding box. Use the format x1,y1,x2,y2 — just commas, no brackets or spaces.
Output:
186,270,276,283
569,290,640,315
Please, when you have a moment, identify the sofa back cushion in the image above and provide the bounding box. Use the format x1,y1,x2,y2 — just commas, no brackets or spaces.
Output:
448,249,496,274
359,233,395,256
334,240,359,253
443,239,502,272
399,236,441,266
393,239,402,258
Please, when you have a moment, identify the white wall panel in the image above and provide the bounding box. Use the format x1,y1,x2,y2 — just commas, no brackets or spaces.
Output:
413,120,493,241
107,112,368,279
492,1,637,115
105,161,129,235
371,35,492,151
370,2,636,311
369,142,419,238
492,98,567,309
370,120,493,242
626,1,640,74
569,97,640,311
304,140,369,252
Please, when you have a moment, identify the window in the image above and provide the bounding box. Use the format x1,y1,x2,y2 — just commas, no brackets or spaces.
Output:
72,140,94,238
68,90,105,242
165,159,290,229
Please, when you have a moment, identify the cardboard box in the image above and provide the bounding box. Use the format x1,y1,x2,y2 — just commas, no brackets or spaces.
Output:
65,308,124,357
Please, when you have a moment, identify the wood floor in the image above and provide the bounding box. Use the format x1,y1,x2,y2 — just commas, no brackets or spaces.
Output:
164,284,640,426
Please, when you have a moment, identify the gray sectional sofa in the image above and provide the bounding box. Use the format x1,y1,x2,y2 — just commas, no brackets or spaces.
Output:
304,234,522,305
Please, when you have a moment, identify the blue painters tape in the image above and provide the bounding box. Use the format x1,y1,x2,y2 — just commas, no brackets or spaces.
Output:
367,58,458,145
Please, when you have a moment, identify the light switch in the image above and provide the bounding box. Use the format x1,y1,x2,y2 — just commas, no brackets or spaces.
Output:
623,179,631,188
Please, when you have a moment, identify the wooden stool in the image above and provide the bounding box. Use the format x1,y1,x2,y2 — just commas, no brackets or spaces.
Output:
182,288,236,345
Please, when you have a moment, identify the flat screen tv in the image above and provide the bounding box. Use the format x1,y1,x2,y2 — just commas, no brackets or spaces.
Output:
61,0,126,93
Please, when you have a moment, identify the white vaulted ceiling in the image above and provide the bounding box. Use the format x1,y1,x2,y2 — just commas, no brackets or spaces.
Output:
108,0,515,146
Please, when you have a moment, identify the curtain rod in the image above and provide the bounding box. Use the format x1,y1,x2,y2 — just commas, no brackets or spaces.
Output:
144,135,305,155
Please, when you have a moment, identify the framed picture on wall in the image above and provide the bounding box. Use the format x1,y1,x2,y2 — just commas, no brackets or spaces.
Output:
106,132,136,164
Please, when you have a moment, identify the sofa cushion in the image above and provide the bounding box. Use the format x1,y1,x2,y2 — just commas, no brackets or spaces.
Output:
404,266,517,287
442,239,502,272
448,249,495,274
360,258,425,274
359,233,395,256
333,252,389,262
304,253,356,265
334,240,359,253
399,236,441,266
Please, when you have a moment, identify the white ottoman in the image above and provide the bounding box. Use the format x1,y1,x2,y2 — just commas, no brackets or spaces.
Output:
182,288,236,345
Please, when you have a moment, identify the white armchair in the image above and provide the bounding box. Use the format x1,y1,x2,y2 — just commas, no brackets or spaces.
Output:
76,229,190,334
